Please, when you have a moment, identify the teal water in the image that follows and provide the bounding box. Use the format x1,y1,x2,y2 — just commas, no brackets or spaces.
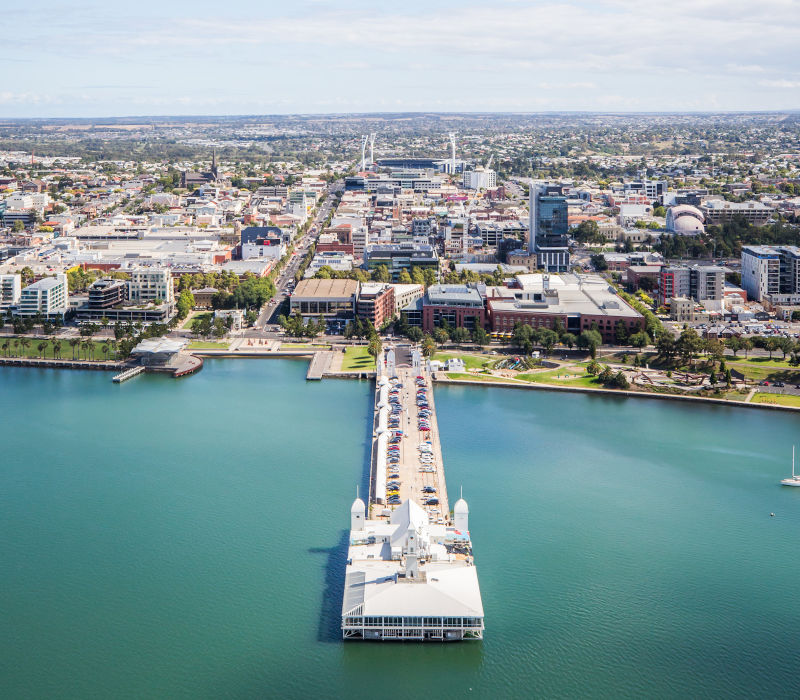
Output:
2,360,800,699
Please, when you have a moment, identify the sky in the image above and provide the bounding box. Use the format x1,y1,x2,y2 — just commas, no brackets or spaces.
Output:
1,0,799,118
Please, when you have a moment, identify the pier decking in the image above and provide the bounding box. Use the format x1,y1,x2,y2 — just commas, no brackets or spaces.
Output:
112,365,145,383
341,347,484,641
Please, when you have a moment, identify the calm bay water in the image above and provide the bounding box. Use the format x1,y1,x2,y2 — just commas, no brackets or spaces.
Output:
2,360,800,699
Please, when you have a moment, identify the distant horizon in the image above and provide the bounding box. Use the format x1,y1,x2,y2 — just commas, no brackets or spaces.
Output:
2,0,798,118
2,109,800,123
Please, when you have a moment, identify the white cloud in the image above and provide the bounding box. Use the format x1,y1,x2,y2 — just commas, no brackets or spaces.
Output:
759,79,800,88
0,0,799,114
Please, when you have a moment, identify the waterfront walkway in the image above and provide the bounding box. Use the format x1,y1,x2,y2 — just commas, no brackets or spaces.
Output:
0,357,124,371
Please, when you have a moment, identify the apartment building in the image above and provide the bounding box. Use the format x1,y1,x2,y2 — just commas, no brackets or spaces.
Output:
356,283,395,329
17,274,68,318
741,245,800,305
0,273,21,308
128,268,174,304
658,265,725,306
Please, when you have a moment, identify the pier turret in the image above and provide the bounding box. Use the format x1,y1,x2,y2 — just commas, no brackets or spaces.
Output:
405,524,419,579
454,497,469,533
350,498,366,531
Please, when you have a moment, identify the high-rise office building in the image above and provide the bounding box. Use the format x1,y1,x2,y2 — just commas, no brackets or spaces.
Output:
528,183,570,272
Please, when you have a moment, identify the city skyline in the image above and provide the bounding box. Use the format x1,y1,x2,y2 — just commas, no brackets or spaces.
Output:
2,0,799,118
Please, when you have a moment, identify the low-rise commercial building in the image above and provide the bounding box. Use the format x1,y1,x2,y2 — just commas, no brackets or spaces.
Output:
364,243,439,281
486,274,643,343
290,278,359,318
391,283,425,316
422,284,486,333
701,200,771,227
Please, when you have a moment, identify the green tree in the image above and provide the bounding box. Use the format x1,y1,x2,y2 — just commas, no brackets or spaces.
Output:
451,327,470,345
367,335,382,359
372,265,391,283
397,269,413,284
176,289,195,319
69,337,80,360
538,328,559,356
677,327,703,365
614,320,629,345
765,337,780,359
578,329,603,359
613,371,630,389
725,336,744,356
433,327,449,345
586,359,601,376
13,220,24,233
472,327,489,346
421,334,436,357
629,331,649,349
407,326,423,343
777,336,794,360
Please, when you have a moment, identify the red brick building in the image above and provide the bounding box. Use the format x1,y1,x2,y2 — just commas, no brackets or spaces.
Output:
421,285,487,333
356,283,395,329
486,274,643,344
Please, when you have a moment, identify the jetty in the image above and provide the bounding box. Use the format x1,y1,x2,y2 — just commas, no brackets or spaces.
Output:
340,347,484,641
112,365,145,383
306,350,333,380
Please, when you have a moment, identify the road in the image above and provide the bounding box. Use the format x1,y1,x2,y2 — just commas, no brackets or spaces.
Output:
254,182,342,330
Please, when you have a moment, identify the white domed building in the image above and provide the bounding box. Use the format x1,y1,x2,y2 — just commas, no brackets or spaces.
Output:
666,205,705,235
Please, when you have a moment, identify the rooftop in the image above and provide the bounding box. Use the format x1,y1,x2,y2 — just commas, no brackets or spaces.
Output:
292,277,359,299
488,273,642,319
426,284,484,307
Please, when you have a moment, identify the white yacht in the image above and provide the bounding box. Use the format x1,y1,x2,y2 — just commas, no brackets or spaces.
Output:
780,446,800,486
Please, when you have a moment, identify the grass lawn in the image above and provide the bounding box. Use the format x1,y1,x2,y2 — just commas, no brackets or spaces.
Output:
446,372,519,383
727,361,800,383
751,392,800,407
187,341,230,350
280,342,331,349
731,355,794,367
433,352,492,370
183,311,213,330
341,346,374,372
0,338,114,361
722,391,749,402
516,367,602,388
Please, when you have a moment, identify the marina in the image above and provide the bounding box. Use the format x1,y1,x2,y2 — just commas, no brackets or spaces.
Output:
341,347,484,641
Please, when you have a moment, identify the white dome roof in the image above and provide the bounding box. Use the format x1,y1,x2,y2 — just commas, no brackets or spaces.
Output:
351,497,365,513
666,205,705,234
454,498,469,514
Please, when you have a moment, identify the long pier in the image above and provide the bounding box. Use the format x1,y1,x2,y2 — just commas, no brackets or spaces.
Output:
341,347,484,641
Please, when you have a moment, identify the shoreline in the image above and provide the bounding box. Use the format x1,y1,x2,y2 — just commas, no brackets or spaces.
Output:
434,375,800,413
3,349,799,414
